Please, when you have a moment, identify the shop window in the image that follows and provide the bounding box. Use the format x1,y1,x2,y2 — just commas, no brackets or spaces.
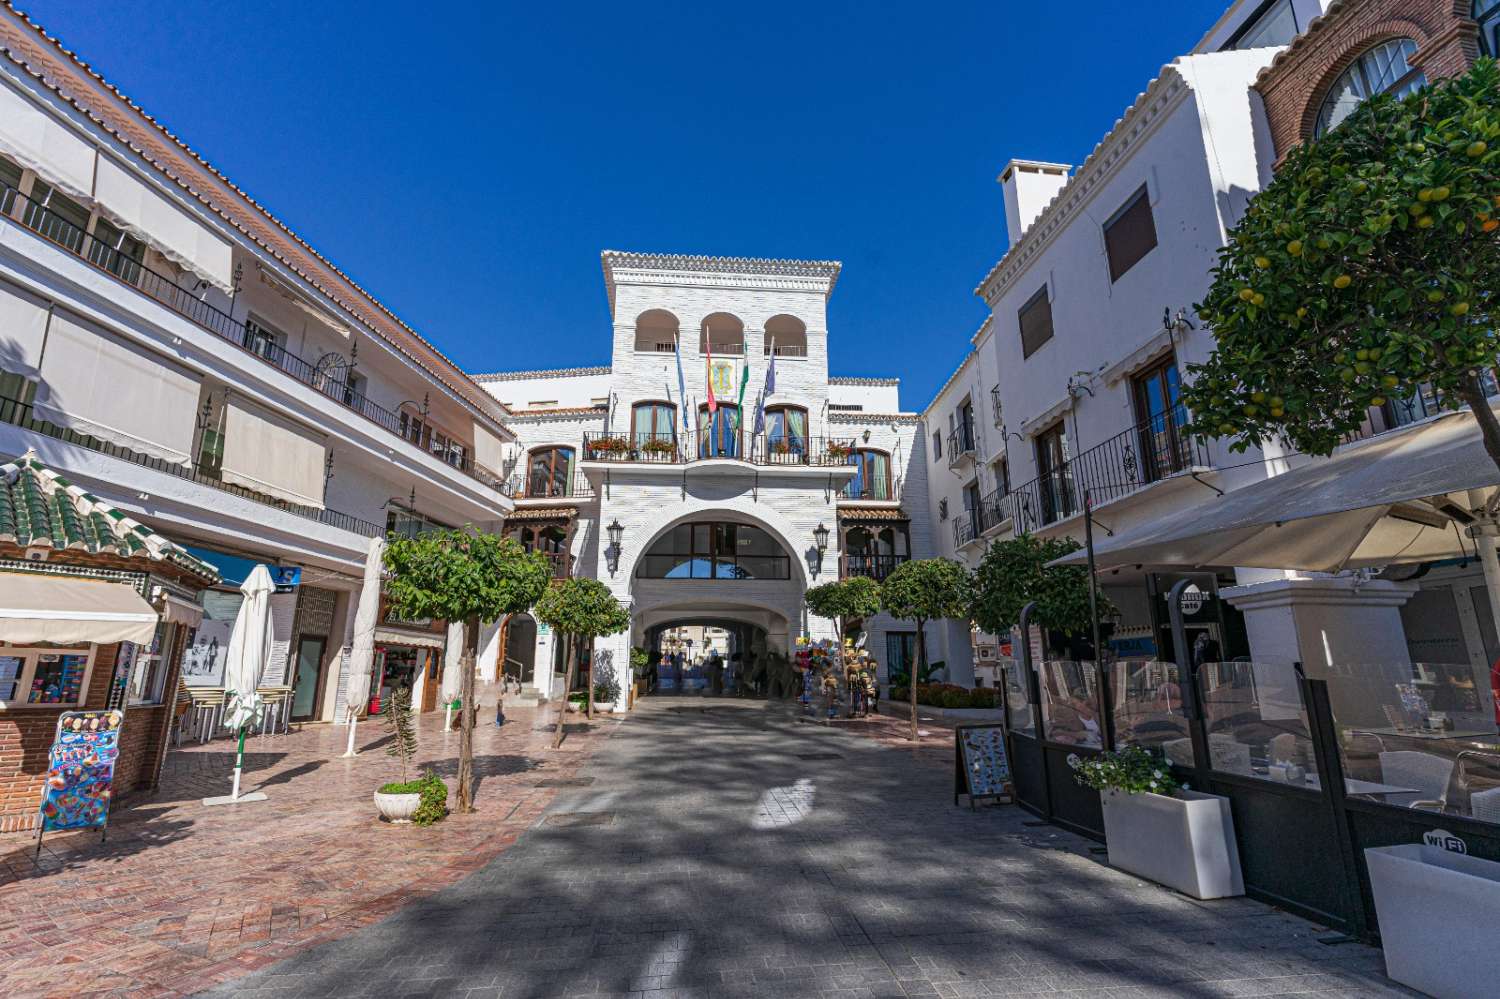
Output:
127,623,177,705
635,521,790,580
1103,185,1157,282
0,645,97,708
1018,285,1053,359
1314,39,1425,137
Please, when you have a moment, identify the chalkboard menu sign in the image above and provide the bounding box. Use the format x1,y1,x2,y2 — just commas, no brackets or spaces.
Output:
954,724,1012,808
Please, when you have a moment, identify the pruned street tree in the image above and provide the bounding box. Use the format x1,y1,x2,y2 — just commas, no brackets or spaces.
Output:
971,534,1117,652
383,530,552,812
804,575,882,653
535,577,630,747
879,558,972,741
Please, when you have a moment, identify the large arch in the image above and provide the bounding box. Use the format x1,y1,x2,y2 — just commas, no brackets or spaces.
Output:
623,501,819,591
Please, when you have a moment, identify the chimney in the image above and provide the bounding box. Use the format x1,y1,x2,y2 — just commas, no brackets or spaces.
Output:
998,159,1071,245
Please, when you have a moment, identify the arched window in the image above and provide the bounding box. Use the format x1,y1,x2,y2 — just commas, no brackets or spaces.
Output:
634,309,680,353
764,405,808,461
764,314,808,357
525,446,575,497
636,521,791,580
631,401,677,447
1479,0,1500,56
844,449,892,500
699,312,745,356
1314,39,1425,137
698,404,741,459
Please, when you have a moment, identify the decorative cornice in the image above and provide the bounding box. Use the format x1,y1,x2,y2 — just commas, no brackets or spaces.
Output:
0,3,508,430
829,376,899,387
974,67,1193,305
503,407,608,423
473,365,612,383
602,250,841,300
827,411,921,425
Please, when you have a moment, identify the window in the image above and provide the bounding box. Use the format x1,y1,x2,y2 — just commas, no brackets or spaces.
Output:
843,448,892,500
636,521,791,580
958,400,976,451
885,632,917,684
1132,357,1187,482
1481,0,1500,56
508,524,570,576
994,457,1010,496
386,508,450,538
0,645,97,707
1035,422,1075,524
939,497,949,521
399,410,429,448
634,308,680,353
525,446,576,497
932,430,942,457
244,317,285,363
764,314,808,356
1315,39,1425,137
843,524,910,580
962,481,981,525
699,312,745,355
828,403,863,412
631,401,676,446
0,155,21,195
1018,285,1054,358
88,217,145,284
764,405,807,458
127,624,176,705
24,180,90,254
697,404,741,458
1104,186,1157,282
1225,0,1299,50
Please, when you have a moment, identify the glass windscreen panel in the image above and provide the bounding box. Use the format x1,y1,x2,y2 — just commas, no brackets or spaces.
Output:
1109,659,1194,764
1198,660,1320,783
1038,660,1103,748
1325,660,1500,822
1000,660,1035,737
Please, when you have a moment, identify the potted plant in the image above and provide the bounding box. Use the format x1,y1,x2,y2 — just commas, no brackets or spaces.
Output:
826,440,855,461
588,436,630,458
374,686,423,822
641,437,677,457
1070,745,1243,900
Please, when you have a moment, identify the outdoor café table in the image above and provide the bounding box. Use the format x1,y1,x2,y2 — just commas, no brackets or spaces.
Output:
1293,773,1423,805
1363,726,1497,741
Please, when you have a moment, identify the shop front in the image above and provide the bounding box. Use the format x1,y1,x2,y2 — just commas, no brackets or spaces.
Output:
370,597,448,714
0,451,217,831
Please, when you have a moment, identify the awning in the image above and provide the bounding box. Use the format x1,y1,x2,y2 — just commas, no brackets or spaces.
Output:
155,592,204,629
0,573,158,645
374,627,447,650
838,506,910,522
1052,406,1500,573
219,394,328,509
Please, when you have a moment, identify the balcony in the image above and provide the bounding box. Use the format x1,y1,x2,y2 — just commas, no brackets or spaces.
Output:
507,470,596,501
537,551,572,578
840,553,907,581
581,431,855,468
947,428,977,468
0,388,382,537
952,512,979,549
1000,403,1210,534
0,182,511,498
764,343,808,357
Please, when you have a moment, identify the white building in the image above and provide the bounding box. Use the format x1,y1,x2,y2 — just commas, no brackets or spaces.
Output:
476,251,966,701
0,8,516,724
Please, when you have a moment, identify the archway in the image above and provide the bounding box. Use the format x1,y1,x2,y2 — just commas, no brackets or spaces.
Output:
500,614,537,686
644,615,771,698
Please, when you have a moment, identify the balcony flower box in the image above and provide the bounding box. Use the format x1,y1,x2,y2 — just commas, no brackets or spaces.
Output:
1366,844,1500,998
587,437,630,458
826,441,855,461
640,438,678,457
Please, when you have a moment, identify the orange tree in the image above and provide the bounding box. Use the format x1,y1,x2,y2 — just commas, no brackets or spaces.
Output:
1183,59,1500,469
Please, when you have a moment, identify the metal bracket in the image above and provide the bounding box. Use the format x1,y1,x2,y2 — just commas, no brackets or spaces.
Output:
680,467,688,501
1190,471,1225,496
753,468,760,502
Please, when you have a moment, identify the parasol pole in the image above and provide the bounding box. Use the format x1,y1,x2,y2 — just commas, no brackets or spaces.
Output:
230,725,245,801
342,704,359,758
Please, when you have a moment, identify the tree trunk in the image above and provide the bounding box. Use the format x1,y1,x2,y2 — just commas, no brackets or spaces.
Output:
457,619,476,812
1459,372,1500,482
910,619,926,742
586,637,595,720
553,634,574,749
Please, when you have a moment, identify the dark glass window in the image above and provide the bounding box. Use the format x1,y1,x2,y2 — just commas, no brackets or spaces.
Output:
526,447,575,497
843,449,892,500
932,430,942,457
1481,0,1500,56
1224,0,1298,50
1104,186,1157,282
631,401,676,444
1018,286,1054,359
636,521,791,580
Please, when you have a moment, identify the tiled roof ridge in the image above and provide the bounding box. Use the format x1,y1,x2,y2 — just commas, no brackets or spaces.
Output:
504,406,609,418
1254,0,1350,85
0,449,219,581
0,3,508,427
472,365,612,382
602,250,842,287
829,376,899,386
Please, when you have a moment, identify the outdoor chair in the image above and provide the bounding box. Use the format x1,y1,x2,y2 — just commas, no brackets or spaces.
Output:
1470,787,1500,825
1378,750,1455,810
1269,732,1301,764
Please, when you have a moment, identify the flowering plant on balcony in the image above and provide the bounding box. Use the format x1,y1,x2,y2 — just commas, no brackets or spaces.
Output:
640,437,677,456
587,436,630,457
826,440,856,461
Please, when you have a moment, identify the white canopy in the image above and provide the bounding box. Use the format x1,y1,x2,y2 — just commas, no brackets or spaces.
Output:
219,395,328,509
0,573,157,645
222,565,275,731
93,156,235,294
440,620,466,705
1053,407,1500,573
343,536,384,722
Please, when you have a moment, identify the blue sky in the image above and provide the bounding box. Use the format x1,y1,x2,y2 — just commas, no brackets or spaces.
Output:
27,0,1227,406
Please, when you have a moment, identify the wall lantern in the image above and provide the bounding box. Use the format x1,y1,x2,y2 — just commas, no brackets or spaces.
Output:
605,519,625,575
607,519,625,547
814,522,830,552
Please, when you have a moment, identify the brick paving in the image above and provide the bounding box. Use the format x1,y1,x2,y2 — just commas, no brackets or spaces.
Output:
202,697,1414,999
0,703,619,998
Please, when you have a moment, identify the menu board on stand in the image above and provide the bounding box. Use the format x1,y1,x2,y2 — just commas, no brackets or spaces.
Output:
954,724,1012,809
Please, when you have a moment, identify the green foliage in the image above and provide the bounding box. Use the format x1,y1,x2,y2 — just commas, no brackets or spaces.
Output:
971,534,1116,637
1184,59,1500,458
378,770,448,826
534,577,630,643
383,530,552,623
629,645,650,675
891,682,1000,709
1069,745,1180,796
383,684,418,783
879,558,972,625
805,576,882,630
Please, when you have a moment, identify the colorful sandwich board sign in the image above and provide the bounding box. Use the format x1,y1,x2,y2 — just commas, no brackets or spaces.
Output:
36,709,123,852
954,723,1012,808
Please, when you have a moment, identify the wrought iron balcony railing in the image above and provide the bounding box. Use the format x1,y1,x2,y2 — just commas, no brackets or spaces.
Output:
507,469,595,500
840,553,908,581
0,182,511,497
952,512,978,549
947,428,977,467
582,431,855,468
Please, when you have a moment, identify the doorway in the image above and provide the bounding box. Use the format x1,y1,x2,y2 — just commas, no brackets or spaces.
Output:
503,614,537,686
420,650,441,712
290,635,326,721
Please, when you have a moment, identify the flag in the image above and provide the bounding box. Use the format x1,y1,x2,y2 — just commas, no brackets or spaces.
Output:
736,352,750,411
705,335,717,414
674,333,688,429
765,338,777,396
753,389,766,434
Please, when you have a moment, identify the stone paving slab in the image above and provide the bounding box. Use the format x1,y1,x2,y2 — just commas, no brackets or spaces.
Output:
0,704,618,998
197,697,1414,999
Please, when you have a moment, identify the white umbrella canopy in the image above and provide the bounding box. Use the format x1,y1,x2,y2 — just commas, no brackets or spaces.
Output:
221,564,275,731
440,620,466,704
344,536,385,722
1053,407,1500,574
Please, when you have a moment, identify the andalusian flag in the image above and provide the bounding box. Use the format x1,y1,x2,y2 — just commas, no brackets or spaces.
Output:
736,353,751,411
705,338,716,414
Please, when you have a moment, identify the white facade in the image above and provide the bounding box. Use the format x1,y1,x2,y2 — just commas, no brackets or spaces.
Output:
479,252,949,703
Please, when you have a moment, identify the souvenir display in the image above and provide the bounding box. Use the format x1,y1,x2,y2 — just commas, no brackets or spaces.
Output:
39,710,124,838
29,653,87,705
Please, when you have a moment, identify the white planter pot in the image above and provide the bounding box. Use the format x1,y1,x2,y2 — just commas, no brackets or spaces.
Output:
1367,844,1500,998
1101,789,1244,900
373,790,421,823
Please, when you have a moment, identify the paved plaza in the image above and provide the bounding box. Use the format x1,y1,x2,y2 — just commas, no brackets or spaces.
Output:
201,699,1413,999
